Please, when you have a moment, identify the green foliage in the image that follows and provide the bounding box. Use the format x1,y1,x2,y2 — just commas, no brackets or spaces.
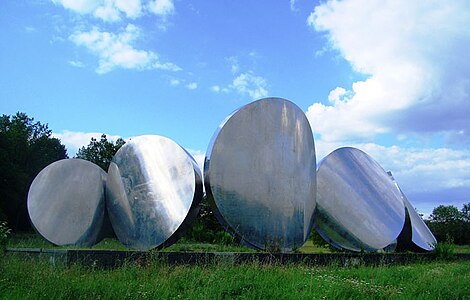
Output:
75,134,125,171
434,234,455,260
308,227,330,248
0,221,12,248
184,196,236,245
1,255,469,299
429,205,462,223
426,202,470,245
0,112,67,231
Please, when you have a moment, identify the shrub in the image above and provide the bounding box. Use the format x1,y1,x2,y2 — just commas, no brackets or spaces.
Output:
0,220,12,248
434,234,455,260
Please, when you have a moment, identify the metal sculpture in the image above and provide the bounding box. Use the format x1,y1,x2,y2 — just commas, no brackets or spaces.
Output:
388,172,437,251
27,159,108,247
315,147,406,252
106,135,203,250
204,97,317,252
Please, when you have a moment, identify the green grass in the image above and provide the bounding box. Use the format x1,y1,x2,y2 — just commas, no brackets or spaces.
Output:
0,254,468,299
5,233,323,253
454,244,470,254
6,233,470,254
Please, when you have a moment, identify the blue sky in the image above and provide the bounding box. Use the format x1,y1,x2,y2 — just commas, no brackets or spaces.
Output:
1,0,469,217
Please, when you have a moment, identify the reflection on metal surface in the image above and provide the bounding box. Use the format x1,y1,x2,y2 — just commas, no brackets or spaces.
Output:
106,135,203,250
388,172,437,251
204,98,316,252
27,159,107,247
315,147,406,252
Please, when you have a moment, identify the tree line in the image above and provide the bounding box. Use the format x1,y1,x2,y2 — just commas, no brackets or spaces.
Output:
0,112,469,245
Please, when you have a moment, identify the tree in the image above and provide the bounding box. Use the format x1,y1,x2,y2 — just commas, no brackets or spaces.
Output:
0,112,67,231
75,134,125,171
461,203,470,222
429,205,462,223
427,203,470,245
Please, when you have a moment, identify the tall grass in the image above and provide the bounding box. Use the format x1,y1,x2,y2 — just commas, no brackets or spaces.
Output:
1,253,469,299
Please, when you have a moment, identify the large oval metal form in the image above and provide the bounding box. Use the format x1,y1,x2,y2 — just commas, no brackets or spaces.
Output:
389,172,437,251
27,159,107,247
315,147,406,252
106,135,203,250
204,98,316,252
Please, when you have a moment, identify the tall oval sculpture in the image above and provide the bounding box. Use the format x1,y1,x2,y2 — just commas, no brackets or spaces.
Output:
315,147,406,252
106,135,203,250
388,172,437,251
204,98,316,252
27,159,107,247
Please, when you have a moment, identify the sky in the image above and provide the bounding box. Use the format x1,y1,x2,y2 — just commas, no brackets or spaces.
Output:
1,0,469,217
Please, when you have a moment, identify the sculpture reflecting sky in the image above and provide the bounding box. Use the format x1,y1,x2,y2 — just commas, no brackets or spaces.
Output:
106,135,203,250
204,98,316,252
315,147,406,252
27,159,107,247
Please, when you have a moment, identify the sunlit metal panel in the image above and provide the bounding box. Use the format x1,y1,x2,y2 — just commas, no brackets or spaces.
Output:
106,135,203,250
315,147,406,252
204,98,316,252
27,159,107,247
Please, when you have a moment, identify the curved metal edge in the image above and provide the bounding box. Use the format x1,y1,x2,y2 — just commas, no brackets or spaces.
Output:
157,150,204,249
388,172,437,251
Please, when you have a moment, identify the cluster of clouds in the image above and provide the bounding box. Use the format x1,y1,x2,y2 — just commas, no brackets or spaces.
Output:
211,56,269,100
70,24,180,74
307,0,470,204
306,0,470,144
53,0,178,74
52,0,174,22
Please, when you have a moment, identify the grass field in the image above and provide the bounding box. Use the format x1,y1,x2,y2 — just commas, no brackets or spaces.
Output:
2,234,470,299
1,252,469,299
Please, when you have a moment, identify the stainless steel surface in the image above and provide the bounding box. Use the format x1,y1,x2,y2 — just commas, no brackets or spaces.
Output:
315,147,406,252
106,135,203,250
388,172,437,251
27,159,107,247
204,98,316,252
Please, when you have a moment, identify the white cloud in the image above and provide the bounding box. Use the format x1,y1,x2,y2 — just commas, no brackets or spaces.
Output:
186,82,198,90
115,0,142,18
230,72,268,99
289,0,297,12
53,130,122,157
68,60,85,68
211,85,229,94
69,24,181,73
147,0,174,17
227,56,239,74
306,0,470,143
52,0,98,14
52,0,143,22
170,79,180,86
25,26,37,33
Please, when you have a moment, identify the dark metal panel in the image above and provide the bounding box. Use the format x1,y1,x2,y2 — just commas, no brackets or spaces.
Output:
388,172,437,251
